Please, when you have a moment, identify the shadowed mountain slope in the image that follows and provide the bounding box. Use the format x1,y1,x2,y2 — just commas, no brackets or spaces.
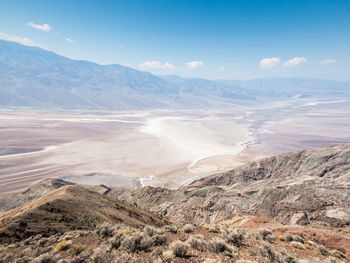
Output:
0,185,167,243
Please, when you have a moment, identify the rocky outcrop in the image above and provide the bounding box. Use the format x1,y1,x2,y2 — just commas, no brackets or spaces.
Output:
113,144,350,227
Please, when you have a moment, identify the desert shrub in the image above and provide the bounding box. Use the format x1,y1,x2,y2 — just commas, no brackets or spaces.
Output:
207,237,231,254
258,244,284,263
291,241,306,250
330,249,347,259
223,228,246,247
144,226,164,237
164,224,178,233
150,247,163,257
182,224,194,233
95,222,115,237
152,234,167,246
152,258,163,263
208,224,221,233
121,232,154,252
109,232,124,249
70,251,90,263
169,240,190,257
187,235,206,251
32,253,55,263
55,240,72,251
317,245,331,256
259,228,276,243
90,244,115,263
70,245,85,256
162,249,175,262
114,252,138,263
283,234,304,244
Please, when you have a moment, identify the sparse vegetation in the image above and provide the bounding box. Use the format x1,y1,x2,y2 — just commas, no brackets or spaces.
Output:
291,241,306,250
121,231,154,252
258,228,276,242
182,224,194,233
55,240,71,251
208,224,221,233
95,222,115,237
169,240,190,257
207,237,232,254
187,234,206,251
222,228,245,246
164,224,178,233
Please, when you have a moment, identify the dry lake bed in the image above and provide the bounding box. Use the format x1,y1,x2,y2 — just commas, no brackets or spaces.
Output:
1,98,350,197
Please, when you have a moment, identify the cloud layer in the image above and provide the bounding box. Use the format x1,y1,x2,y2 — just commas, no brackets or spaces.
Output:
185,61,203,69
26,22,52,32
319,59,336,65
65,38,76,43
140,61,175,70
259,57,281,69
283,57,307,67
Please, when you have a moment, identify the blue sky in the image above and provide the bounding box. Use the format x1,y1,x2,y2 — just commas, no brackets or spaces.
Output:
0,0,349,80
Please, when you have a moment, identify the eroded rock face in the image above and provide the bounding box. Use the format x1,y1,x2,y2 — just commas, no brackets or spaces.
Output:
114,144,350,227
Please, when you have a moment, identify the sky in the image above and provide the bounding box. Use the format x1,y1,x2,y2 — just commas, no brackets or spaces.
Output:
0,0,349,80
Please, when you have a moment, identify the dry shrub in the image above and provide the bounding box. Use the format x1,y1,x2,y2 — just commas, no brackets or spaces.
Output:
32,253,55,263
187,235,206,251
114,252,138,263
283,234,304,244
169,240,190,257
70,245,85,256
222,228,245,247
95,222,115,237
121,232,154,252
330,249,347,259
258,244,284,263
162,249,175,262
165,224,178,233
109,232,124,249
144,226,163,237
259,228,276,243
208,224,221,233
317,245,331,256
70,251,90,263
291,241,306,250
152,234,167,246
55,240,72,251
207,237,232,254
182,224,194,233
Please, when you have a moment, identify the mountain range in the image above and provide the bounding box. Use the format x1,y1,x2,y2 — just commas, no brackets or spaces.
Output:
1,39,350,109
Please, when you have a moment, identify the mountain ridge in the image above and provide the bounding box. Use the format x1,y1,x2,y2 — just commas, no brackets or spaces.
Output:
1,39,350,109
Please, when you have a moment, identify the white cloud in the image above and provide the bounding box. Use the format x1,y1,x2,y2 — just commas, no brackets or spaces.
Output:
140,60,175,70
65,38,76,43
283,57,307,67
259,57,281,69
120,45,125,49
319,59,336,65
26,22,52,32
218,66,226,71
185,61,203,69
0,31,43,48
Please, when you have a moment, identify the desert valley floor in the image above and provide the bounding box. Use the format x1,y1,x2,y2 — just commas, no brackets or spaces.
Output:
1,98,350,197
